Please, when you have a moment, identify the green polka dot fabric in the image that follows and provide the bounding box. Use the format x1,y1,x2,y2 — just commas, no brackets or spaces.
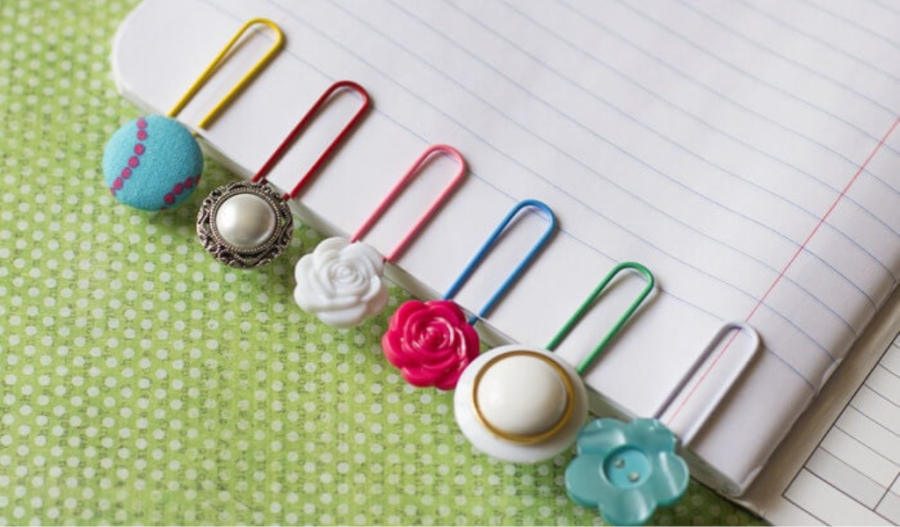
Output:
0,1,766,525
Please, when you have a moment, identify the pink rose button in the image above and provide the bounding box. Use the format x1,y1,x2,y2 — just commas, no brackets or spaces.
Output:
381,300,481,391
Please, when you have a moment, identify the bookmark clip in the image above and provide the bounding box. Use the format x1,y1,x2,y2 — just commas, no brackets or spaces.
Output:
381,199,557,391
103,18,284,212
197,81,370,269
443,199,557,324
453,261,655,464
654,321,760,444
293,145,466,328
565,322,761,526
547,262,655,375
350,145,467,262
252,81,371,200
169,18,285,130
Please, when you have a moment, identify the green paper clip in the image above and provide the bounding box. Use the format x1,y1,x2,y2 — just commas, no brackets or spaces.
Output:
546,262,655,375
452,260,655,464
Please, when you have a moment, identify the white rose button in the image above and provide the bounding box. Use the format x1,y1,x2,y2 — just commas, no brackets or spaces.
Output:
293,237,389,328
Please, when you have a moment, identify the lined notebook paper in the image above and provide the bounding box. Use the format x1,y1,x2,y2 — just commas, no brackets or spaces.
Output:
753,324,900,525
793,336,900,524
112,0,900,501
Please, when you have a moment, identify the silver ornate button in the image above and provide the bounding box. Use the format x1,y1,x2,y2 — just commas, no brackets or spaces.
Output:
197,181,293,268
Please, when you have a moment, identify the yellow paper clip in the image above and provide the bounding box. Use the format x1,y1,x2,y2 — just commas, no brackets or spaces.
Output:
103,18,285,211
168,18,285,129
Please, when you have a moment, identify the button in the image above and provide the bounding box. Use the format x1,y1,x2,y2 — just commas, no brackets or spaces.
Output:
475,353,569,437
603,446,652,489
215,192,277,249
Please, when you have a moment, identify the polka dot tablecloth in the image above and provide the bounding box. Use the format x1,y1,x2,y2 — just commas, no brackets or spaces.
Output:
0,1,767,525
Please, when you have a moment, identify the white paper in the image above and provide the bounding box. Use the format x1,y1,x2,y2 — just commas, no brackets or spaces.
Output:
111,0,900,493
760,331,900,525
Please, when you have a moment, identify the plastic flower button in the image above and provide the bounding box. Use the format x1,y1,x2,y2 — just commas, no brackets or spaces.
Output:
565,418,689,526
381,300,480,390
294,237,389,328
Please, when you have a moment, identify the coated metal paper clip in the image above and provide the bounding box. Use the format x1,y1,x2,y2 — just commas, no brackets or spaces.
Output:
565,322,761,526
293,145,467,328
197,81,370,269
453,262,655,464
381,199,557,391
103,18,284,211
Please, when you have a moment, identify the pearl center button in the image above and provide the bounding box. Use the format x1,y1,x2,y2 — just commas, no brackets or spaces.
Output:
215,193,277,250
476,354,568,437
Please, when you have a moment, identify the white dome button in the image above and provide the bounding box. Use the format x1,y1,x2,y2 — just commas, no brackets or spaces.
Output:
475,354,569,437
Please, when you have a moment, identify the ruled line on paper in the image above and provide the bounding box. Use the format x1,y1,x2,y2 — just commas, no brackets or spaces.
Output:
807,448,884,508
575,0,895,184
872,0,900,18
485,0,900,241
672,0,898,116
784,469,892,525
285,0,893,357
875,474,900,519
826,426,900,484
122,0,900,487
403,0,882,327
782,333,900,525
606,0,900,155
734,0,900,86
796,0,900,52
248,0,834,379
667,118,900,423
558,0,900,166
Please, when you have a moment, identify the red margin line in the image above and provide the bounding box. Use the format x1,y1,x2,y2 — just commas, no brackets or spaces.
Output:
668,116,900,425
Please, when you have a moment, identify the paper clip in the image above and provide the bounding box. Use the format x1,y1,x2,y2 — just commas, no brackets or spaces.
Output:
169,18,285,129
197,81,370,269
381,199,557,391
547,262,656,374
293,145,466,328
453,262,655,464
251,81,371,200
565,322,760,526
103,19,284,211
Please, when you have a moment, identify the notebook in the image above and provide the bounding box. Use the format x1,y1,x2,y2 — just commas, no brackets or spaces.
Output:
744,322,900,525
110,0,900,522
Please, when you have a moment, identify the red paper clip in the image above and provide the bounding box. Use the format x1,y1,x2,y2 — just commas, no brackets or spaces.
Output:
197,80,370,269
252,80,371,200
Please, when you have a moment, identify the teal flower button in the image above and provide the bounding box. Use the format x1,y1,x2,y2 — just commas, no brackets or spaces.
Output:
565,418,689,526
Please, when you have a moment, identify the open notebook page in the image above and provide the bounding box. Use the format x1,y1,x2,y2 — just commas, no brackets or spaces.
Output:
112,0,900,492
739,291,900,524
778,333,900,525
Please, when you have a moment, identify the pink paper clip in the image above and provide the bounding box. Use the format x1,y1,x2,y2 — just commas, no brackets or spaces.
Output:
197,81,370,269
293,145,467,328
